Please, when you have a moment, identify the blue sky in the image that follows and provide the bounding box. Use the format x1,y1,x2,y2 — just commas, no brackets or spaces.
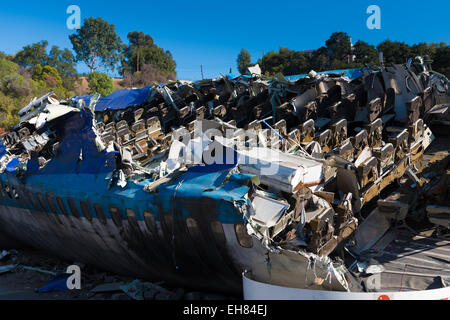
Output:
0,0,448,80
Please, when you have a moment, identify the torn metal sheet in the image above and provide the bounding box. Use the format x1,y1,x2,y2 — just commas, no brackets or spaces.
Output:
243,271,450,300
250,196,290,228
237,147,324,193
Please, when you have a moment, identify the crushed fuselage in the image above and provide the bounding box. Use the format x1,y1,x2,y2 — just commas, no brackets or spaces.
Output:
0,57,448,293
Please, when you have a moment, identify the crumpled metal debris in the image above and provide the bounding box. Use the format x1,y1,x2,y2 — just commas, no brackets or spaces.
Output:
0,55,448,294
356,261,385,275
18,265,58,276
119,279,175,300
0,250,9,261
0,264,17,274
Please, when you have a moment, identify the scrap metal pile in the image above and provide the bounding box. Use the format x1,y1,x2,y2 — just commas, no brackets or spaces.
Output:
0,56,449,293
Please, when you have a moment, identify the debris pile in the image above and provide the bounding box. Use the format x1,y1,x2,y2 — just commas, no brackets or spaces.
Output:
0,56,449,294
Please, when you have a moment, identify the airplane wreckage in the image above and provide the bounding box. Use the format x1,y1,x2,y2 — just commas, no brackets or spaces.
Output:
0,56,449,299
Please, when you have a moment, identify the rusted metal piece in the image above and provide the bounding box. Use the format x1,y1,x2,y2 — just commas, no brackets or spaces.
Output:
335,140,354,162
361,156,409,206
358,157,378,189
307,208,336,256
313,191,335,205
378,199,409,221
299,119,315,143
366,118,383,148
406,95,423,126
368,97,383,122
330,119,347,148
315,129,332,153
390,129,409,162
408,119,425,143
351,129,368,159
373,143,394,172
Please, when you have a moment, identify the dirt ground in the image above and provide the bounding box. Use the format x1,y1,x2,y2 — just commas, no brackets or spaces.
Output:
0,248,234,300
0,248,127,300
74,77,126,97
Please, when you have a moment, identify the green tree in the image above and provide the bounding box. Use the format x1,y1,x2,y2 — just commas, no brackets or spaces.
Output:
0,92,20,129
87,72,114,96
13,41,77,77
124,31,154,73
258,48,309,76
135,46,176,74
325,32,352,62
237,48,251,75
48,46,78,91
377,40,412,64
48,46,77,78
70,17,123,73
13,41,49,68
353,40,378,65
0,52,79,130
1,74,31,97
128,31,154,48
121,31,176,76
410,42,437,59
121,64,176,87
32,65,63,88
308,47,329,71
31,65,73,98
280,49,309,75
432,44,450,78
12,42,78,91
0,55,19,79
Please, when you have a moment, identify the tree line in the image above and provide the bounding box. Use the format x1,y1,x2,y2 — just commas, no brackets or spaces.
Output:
0,17,177,129
237,32,450,78
4,17,177,94
1,24,449,131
